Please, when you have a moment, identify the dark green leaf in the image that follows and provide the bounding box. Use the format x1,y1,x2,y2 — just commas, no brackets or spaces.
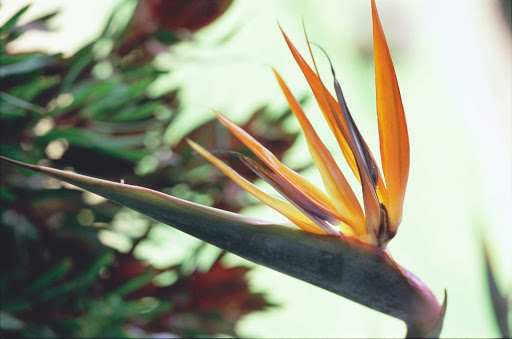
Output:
0,54,56,78
36,253,114,302
82,79,153,120
10,75,60,102
0,5,30,35
60,52,94,92
0,186,16,201
49,80,119,117
25,259,73,295
38,127,97,146
107,101,161,122
484,243,511,338
109,271,155,297
0,91,45,114
153,30,178,44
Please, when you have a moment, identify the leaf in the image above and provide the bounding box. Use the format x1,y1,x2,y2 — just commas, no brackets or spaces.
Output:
0,91,45,114
10,75,61,102
38,127,149,158
0,186,16,202
49,80,119,117
483,242,511,338
153,30,178,44
60,50,94,93
25,259,73,295
80,79,153,120
109,271,155,297
0,155,446,336
106,101,161,122
0,5,30,35
13,11,59,33
0,108,25,119
0,54,56,78
36,253,114,302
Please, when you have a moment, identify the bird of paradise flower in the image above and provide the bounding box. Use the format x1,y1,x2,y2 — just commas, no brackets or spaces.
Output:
188,0,408,248
0,0,446,336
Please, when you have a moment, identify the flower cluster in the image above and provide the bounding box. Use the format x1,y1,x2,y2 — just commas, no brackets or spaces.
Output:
189,0,409,247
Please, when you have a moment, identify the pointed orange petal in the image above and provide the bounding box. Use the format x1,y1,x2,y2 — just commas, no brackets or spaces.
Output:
280,26,389,205
279,26,359,179
187,140,325,234
272,68,365,234
213,110,344,223
372,0,410,233
239,154,338,235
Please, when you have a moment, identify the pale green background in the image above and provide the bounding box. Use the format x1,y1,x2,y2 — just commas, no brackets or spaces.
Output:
2,0,511,337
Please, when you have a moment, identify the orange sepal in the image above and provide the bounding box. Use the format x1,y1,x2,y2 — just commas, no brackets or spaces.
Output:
213,110,343,222
279,26,358,178
272,68,365,234
187,139,325,234
372,0,409,233
280,26,389,206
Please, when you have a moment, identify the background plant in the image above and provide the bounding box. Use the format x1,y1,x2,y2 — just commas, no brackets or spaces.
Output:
0,3,313,337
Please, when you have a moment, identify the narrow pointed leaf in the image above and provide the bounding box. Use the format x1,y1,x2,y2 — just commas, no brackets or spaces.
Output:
483,242,511,338
372,0,410,233
1,155,445,336
0,5,30,35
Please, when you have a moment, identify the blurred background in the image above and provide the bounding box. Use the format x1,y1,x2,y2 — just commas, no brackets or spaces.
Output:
0,0,510,337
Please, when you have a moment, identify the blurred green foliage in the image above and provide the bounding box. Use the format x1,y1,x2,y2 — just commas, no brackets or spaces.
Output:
0,2,311,337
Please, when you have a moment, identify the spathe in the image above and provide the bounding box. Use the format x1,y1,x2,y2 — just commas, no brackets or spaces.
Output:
1,155,445,337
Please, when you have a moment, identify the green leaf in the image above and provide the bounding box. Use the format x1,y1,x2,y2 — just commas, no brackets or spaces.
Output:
49,80,119,117
0,54,37,65
37,127,149,161
10,75,60,102
0,54,56,78
0,186,16,201
0,91,45,114
60,51,94,92
37,127,97,146
109,272,155,297
0,5,30,35
81,79,153,120
36,252,114,302
483,242,511,338
0,156,446,337
25,259,73,295
107,101,161,122
0,108,25,119
153,30,178,44
95,147,148,162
